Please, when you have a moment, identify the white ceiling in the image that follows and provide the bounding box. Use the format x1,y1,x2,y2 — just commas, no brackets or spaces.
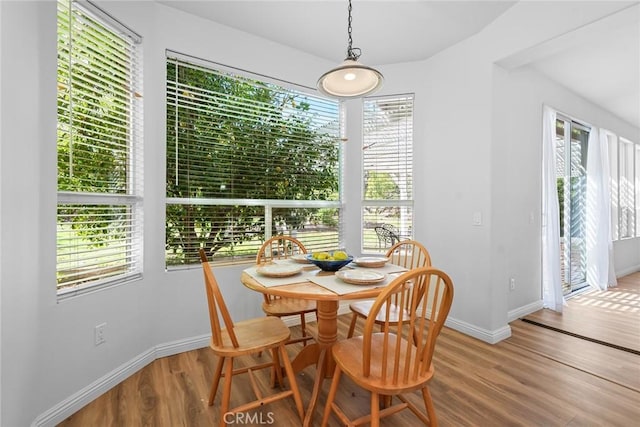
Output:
160,1,640,128
498,2,640,128
159,1,515,64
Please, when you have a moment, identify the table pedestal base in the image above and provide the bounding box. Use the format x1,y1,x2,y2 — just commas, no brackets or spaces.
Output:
288,300,338,427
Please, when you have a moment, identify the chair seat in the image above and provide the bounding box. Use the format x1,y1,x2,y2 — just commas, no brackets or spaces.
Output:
332,333,434,395
211,316,290,356
262,298,316,317
349,300,409,323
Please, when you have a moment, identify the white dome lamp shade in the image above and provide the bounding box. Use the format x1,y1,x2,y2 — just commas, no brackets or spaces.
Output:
317,0,383,99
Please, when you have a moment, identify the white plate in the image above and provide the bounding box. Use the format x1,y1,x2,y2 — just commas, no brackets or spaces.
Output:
256,264,303,278
353,257,389,268
290,253,312,264
335,270,386,285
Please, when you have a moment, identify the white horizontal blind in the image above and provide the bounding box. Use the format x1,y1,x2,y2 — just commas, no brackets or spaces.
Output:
606,132,619,240
618,138,637,238
166,55,342,266
636,144,640,238
607,133,640,240
57,0,143,293
362,95,414,253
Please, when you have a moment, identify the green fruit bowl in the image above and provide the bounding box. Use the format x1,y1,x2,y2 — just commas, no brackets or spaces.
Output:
306,254,354,272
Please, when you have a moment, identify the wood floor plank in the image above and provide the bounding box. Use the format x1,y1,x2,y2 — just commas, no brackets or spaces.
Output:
58,273,640,426
524,272,640,353
59,321,640,426
509,320,640,391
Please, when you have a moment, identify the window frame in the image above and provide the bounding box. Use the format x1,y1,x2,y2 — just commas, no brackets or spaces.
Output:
164,52,344,268
56,0,143,298
361,94,415,254
609,133,639,240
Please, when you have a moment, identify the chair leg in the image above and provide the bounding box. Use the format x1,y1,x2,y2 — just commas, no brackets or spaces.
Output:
371,392,380,427
219,357,234,427
421,386,438,427
209,356,225,406
347,313,358,338
382,394,392,408
320,365,342,427
279,344,305,423
270,347,283,389
300,313,307,346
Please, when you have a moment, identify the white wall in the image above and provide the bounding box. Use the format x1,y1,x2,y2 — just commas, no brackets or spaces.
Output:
0,2,337,425
614,238,640,276
0,1,3,423
2,3,55,426
370,0,640,334
1,1,638,425
492,64,640,314
486,1,640,315
373,42,499,335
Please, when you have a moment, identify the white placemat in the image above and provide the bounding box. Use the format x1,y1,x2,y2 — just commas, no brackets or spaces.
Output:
306,269,393,295
245,264,407,293
244,266,313,288
271,258,318,270
353,262,409,274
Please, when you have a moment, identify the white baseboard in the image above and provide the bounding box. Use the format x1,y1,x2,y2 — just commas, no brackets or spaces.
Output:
284,301,513,344
617,265,640,278
444,317,512,344
508,300,544,323
32,334,210,427
155,333,210,359
35,301,515,426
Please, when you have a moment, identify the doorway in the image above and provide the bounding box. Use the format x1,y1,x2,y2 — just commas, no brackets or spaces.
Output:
555,116,590,295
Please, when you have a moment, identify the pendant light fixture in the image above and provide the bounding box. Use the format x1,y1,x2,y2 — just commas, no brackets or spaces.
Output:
317,0,383,99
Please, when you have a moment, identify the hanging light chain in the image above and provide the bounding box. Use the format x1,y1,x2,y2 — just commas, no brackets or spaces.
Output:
346,0,361,61
317,0,383,98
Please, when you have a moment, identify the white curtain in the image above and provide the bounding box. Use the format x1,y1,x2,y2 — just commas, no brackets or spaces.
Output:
586,129,618,290
541,106,565,312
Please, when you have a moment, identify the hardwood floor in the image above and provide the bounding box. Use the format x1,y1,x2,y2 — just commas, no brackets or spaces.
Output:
59,281,640,426
524,272,640,353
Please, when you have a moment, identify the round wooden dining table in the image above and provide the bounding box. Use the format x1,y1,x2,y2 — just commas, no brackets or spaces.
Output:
241,269,391,427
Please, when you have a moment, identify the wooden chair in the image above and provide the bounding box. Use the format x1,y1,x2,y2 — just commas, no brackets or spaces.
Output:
199,249,305,427
256,236,316,347
321,267,454,427
347,240,432,339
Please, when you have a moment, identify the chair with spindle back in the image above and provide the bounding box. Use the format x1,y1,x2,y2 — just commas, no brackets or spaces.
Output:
347,239,432,338
199,249,305,427
256,235,316,347
321,267,454,427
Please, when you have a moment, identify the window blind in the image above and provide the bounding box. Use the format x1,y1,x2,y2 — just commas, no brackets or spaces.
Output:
619,138,637,238
57,0,142,294
362,95,414,252
607,132,619,240
607,133,640,241
165,55,342,266
636,144,640,238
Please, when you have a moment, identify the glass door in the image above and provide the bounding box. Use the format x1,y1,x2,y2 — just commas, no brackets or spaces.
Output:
555,116,589,295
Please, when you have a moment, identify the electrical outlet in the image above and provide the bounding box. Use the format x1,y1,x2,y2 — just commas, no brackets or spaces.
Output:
95,323,106,346
509,278,516,291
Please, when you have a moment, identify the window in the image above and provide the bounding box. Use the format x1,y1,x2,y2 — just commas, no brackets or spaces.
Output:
57,0,143,295
608,132,619,240
165,54,342,266
609,133,639,240
362,95,414,253
555,116,589,294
